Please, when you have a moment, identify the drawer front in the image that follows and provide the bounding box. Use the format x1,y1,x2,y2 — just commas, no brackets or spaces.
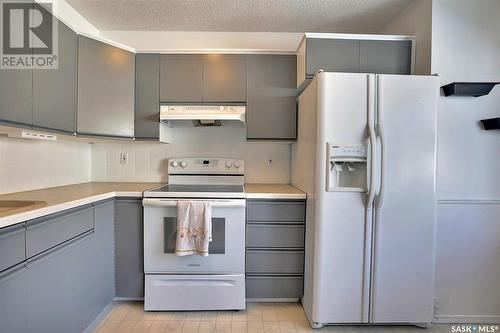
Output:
0,224,26,272
246,250,304,274
246,275,303,299
145,274,245,311
26,205,94,258
246,224,304,249
247,201,305,222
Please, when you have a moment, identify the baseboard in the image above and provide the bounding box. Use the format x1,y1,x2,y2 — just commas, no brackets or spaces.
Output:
435,315,500,323
246,298,299,302
113,296,144,301
82,302,114,333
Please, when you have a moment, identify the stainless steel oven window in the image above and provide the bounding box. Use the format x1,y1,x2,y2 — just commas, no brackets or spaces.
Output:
163,217,226,254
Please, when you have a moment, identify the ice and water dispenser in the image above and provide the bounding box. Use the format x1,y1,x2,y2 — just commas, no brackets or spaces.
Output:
327,143,367,192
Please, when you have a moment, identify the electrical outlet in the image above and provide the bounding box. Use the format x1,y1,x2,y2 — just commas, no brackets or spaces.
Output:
267,158,273,167
120,152,129,165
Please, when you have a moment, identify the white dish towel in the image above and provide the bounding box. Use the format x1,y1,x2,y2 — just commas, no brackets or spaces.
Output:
175,200,212,256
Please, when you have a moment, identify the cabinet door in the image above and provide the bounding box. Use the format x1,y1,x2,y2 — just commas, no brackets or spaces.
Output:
26,232,97,333
306,38,360,76
360,40,412,74
159,54,202,102
33,10,77,133
77,36,135,138
135,54,160,139
203,54,246,102
115,199,143,298
0,68,32,126
246,55,297,140
0,265,28,333
91,200,115,305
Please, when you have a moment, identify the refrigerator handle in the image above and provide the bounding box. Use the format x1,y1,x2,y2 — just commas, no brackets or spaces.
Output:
367,77,377,209
376,121,386,209
367,122,376,209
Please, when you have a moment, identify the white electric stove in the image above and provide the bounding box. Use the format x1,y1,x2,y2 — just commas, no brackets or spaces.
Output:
143,157,246,311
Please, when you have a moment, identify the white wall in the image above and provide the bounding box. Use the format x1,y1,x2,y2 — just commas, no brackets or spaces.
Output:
380,0,432,74
91,127,291,184
0,137,91,195
431,0,500,323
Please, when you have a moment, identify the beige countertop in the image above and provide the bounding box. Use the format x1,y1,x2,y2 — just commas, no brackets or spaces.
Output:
0,182,163,228
0,182,306,229
244,184,306,200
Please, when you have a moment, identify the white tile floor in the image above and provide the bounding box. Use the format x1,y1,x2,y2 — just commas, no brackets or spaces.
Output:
94,302,451,333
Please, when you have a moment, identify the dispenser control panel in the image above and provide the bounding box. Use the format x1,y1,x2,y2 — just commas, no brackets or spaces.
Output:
328,143,367,161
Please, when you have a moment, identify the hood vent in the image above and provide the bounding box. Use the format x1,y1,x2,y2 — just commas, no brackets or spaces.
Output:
160,105,245,127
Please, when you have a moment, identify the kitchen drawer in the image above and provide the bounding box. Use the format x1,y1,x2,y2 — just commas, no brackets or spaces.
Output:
246,224,304,249
26,205,94,258
246,275,303,299
246,250,304,274
247,200,305,222
145,274,245,311
0,224,26,272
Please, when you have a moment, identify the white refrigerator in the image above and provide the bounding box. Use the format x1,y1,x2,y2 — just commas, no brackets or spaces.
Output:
291,72,439,327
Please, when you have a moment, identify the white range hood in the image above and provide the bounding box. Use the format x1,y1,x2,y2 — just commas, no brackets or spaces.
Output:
160,105,246,127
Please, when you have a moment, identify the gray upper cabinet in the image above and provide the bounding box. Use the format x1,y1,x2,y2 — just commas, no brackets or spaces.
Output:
135,54,160,139
203,54,247,102
359,40,412,75
77,36,135,138
160,54,203,102
0,67,32,126
306,38,360,76
32,8,77,133
297,35,414,88
246,55,297,140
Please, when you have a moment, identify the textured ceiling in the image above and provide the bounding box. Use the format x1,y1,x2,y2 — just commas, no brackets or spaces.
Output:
65,0,413,33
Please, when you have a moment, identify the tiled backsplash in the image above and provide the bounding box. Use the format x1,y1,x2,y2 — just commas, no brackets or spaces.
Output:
0,137,91,195
91,127,291,184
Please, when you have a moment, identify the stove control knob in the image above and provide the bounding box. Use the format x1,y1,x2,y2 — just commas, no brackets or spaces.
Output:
180,161,187,168
225,161,233,168
170,161,178,167
234,161,241,169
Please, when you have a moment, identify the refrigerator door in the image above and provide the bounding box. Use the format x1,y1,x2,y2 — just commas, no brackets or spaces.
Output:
370,75,439,324
312,72,374,324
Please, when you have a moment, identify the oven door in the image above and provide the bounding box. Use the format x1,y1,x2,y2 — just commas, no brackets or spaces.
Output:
143,198,245,274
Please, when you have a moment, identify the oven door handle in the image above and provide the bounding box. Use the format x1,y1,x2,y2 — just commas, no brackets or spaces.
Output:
143,198,246,208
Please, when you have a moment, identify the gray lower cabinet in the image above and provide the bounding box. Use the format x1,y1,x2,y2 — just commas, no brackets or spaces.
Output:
0,264,29,333
26,204,94,258
203,54,247,102
25,200,114,333
135,54,160,139
0,200,115,333
26,231,96,333
0,67,32,126
160,54,203,102
77,36,135,138
246,199,306,299
246,55,297,140
0,223,26,272
115,198,144,298
32,7,77,133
